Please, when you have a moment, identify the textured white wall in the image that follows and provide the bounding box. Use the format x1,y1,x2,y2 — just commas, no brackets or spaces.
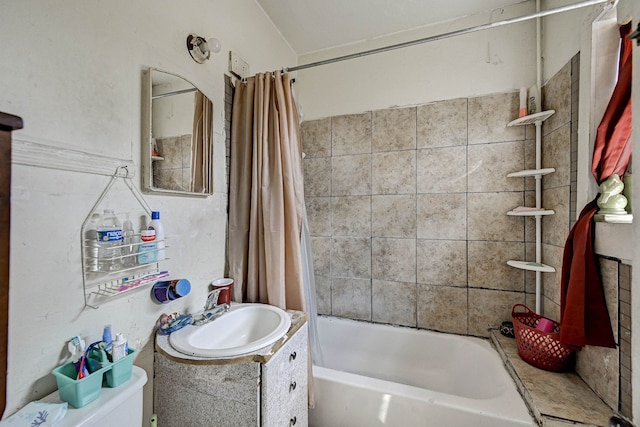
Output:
0,0,295,420
294,2,537,121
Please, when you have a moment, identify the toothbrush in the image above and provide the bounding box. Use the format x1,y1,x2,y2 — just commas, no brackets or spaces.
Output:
117,271,169,292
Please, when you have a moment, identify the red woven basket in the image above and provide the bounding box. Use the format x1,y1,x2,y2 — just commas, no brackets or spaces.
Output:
511,304,576,372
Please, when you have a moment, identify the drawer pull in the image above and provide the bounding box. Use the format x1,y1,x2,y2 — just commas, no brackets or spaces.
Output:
289,381,297,392
289,351,297,362
289,416,297,426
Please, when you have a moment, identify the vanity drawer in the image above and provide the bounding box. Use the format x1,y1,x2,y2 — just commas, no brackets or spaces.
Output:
262,322,308,426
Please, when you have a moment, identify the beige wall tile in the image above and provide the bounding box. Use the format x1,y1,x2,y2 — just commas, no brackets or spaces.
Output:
468,241,525,291
417,146,467,193
468,289,525,337
417,193,466,240
304,157,331,196
372,107,416,152
417,239,467,286
541,243,563,304
467,141,525,193
542,125,571,189
417,98,468,149
542,186,570,247
417,285,468,334
599,257,619,342
332,277,371,320
332,196,371,237
372,280,417,327
468,192,524,241
332,154,371,196
332,112,371,156
311,236,331,276
331,237,371,278
524,139,536,191
301,118,331,158
315,275,331,315
524,191,536,242
468,92,524,144
542,61,571,136
372,150,416,195
372,195,416,238
372,238,416,283
306,197,331,236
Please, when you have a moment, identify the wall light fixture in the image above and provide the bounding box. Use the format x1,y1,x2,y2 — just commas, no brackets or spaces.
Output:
186,34,221,64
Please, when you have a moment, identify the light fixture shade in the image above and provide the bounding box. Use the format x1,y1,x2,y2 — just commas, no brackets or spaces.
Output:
187,34,210,64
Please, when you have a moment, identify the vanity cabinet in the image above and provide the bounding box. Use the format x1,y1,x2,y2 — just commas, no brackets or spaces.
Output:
262,324,308,426
154,313,308,427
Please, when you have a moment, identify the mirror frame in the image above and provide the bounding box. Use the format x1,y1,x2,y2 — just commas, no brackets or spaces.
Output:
141,68,213,197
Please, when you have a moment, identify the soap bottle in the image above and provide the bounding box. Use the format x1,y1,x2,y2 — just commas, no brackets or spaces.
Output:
148,211,165,261
112,333,128,361
527,84,540,115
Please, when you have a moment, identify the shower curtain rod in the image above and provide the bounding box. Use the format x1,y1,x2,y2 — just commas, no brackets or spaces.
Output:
283,0,615,73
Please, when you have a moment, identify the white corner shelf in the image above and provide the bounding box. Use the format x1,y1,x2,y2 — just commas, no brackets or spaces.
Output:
507,168,556,178
507,260,556,273
507,208,555,217
507,110,555,127
505,110,556,314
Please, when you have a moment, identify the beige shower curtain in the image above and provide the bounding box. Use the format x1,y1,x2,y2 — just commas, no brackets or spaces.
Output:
228,71,306,312
191,90,212,193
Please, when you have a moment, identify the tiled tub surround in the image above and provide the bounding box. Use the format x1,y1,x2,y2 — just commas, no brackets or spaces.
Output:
153,134,193,192
303,92,538,338
154,311,308,427
303,55,631,418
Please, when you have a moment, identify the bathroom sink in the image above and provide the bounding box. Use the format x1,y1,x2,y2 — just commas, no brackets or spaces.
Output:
169,303,291,358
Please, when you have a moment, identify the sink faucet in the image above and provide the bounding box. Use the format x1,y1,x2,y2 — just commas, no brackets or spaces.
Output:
193,289,230,326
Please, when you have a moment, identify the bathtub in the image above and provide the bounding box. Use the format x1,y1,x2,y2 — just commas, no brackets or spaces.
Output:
309,316,534,427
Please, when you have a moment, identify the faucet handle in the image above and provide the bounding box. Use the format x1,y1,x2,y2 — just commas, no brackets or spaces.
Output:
204,288,223,310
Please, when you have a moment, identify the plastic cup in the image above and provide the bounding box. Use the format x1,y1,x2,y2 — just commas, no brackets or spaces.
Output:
210,278,233,305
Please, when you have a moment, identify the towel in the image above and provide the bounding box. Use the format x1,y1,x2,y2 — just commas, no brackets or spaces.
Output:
0,401,67,427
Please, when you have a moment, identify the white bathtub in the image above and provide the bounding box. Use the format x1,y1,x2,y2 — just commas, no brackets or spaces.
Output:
309,316,534,427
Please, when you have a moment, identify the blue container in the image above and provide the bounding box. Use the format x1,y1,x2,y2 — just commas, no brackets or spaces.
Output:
153,279,190,303
51,362,110,408
105,348,136,388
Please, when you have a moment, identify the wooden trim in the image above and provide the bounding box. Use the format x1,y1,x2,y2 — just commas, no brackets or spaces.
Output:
0,112,23,132
0,111,20,417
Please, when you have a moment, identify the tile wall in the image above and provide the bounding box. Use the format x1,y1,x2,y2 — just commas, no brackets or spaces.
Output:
153,135,192,191
302,91,540,338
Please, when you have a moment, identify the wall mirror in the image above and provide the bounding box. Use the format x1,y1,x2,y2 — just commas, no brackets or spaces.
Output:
141,68,213,197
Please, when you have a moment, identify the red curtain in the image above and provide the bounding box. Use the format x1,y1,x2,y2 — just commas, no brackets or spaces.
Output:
560,23,632,348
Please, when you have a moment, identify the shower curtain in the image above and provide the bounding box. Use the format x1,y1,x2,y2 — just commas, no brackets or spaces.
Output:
228,71,305,309
229,71,321,407
191,90,212,193
227,70,323,373
560,22,632,348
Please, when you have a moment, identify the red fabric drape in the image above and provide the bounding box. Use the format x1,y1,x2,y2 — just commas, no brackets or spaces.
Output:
560,23,632,348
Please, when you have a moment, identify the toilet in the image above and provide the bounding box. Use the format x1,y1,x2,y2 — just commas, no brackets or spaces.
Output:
41,365,147,427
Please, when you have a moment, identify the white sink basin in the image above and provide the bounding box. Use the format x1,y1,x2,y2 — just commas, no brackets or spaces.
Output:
169,303,291,358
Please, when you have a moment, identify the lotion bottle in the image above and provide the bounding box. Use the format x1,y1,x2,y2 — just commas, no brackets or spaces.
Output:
148,211,165,261
528,84,540,115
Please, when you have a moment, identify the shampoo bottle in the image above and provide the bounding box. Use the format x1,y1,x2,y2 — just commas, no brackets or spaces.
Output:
148,211,165,261
112,333,128,361
528,84,540,115
519,87,527,117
